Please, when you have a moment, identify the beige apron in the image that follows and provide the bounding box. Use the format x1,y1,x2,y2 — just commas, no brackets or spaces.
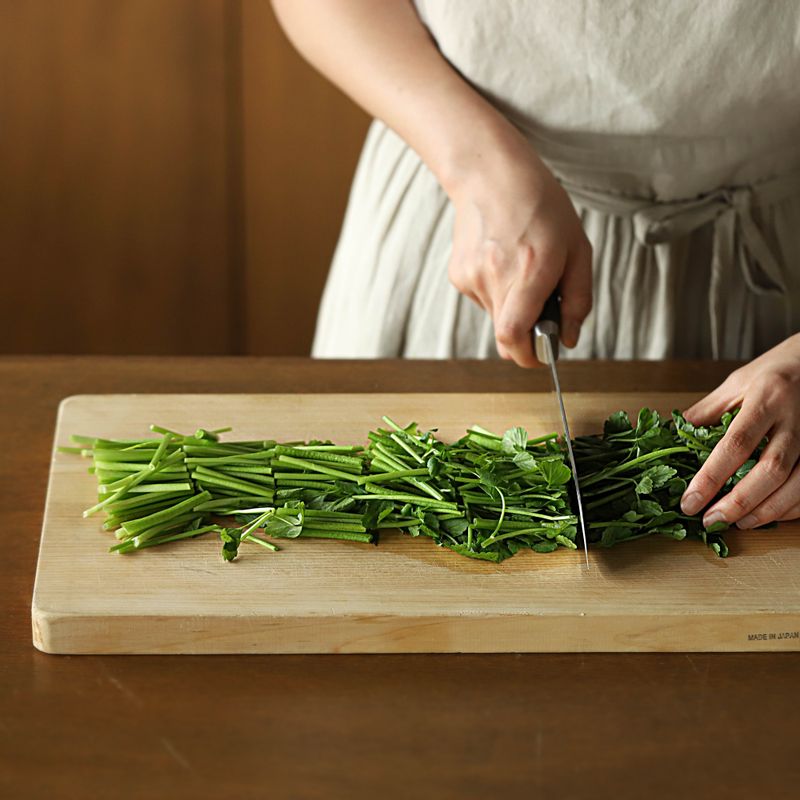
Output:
312,0,800,359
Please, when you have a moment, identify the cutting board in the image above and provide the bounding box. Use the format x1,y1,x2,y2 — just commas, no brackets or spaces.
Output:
32,393,800,654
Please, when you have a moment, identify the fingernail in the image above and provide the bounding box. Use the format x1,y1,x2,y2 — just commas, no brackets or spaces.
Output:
703,511,725,529
737,514,757,530
563,321,580,348
681,491,703,515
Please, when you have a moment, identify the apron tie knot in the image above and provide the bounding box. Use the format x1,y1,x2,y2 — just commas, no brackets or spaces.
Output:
563,172,796,358
631,185,788,358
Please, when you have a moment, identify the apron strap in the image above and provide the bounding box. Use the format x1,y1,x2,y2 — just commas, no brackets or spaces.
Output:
563,171,798,358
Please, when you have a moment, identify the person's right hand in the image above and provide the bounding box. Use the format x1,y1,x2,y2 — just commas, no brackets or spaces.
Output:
446,124,593,367
273,0,592,367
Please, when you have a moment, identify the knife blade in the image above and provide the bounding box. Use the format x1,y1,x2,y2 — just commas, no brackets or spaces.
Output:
533,292,589,568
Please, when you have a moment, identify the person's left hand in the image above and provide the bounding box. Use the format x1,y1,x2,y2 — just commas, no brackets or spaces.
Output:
680,333,800,529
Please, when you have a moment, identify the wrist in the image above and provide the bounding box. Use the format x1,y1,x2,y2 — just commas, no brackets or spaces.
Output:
439,119,548,206
431,105,543,200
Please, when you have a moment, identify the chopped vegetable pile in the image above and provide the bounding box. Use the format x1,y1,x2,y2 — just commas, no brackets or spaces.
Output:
62,408,764,563
575,408,763,558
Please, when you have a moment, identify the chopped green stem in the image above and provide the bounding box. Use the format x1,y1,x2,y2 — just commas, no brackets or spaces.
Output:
100,482,194,495
297,529,373,543
184,451,275,465
274,445,364,468
243,535,279,551
389,433,424,464
83,451,186,517
113,525,219,554
359,467,429,485
274,454,361,483
294,445,363,453
579,447,691,487
216,469,274,486
105,490,191,514
274,478,333,490
121,491,212,536
148,433,174,468
481,529,549,547
585,486,636,511
192,467,274,497
193,497,271,512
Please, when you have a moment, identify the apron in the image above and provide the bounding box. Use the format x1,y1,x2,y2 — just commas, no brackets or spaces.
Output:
312,0,800,360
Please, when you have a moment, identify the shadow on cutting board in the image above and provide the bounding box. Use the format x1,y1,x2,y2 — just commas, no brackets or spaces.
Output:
590,526,800,576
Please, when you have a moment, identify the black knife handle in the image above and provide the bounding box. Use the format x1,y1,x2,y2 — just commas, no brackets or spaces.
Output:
532,289,560,363
538,289,561,327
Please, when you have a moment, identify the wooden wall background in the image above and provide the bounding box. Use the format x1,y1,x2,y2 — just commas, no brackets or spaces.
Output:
0,0,370,355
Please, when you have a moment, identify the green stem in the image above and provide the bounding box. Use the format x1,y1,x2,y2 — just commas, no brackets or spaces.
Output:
113,525,219,554
274,454,361,483
579,447,691,488
298,529,373,543
358,467,429,485
120,491,212,536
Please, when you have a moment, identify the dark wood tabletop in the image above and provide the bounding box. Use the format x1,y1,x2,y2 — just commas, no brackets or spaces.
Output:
2,357,798,800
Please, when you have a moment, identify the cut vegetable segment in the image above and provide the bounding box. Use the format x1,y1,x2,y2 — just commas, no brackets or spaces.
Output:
68,408,760,562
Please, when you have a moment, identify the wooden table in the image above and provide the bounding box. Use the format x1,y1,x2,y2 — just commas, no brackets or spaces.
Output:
3,357,798,799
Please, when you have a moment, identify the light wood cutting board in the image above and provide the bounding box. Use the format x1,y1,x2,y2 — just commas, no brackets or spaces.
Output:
32,393,800,654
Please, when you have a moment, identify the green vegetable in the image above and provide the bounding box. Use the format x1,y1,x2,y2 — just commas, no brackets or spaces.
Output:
574,408,767,557
68,407,765,563
353,416,576,561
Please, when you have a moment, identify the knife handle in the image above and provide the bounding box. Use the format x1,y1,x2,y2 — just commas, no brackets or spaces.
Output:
532,289,560,364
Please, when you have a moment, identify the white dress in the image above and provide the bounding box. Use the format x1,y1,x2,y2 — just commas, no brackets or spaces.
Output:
312,0,800,360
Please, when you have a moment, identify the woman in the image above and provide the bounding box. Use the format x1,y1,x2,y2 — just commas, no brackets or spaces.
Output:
272,0,800,527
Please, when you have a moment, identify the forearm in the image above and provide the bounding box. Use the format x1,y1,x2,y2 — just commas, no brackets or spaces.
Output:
271,0,521,195
273,0,593,367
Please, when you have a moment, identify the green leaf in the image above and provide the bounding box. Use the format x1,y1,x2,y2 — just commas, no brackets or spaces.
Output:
501,426,528,455
720,411,734,429
262,503,304,538
361,500,393,529
555,534,577,549
426,455,443,479
539,460,572,488
668,476,687,496
447,542,508,562
654,523,687,541
423,512,441,532
643,464,678,489
477,464,499,490
219,528,242,562
600,525,629,547
532,541,559,553
513,450,537,472
604,411,631,435
637,425,675,453
710,538,729,557
441,517,469,536
648,511,679,527
636,498,663,518
635,407,659,436
506,539,522,555
733,459,756,484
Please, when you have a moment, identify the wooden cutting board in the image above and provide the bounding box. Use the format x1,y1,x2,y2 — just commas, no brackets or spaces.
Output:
32,393,800,654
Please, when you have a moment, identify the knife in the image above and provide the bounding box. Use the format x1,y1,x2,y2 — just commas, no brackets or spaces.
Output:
533,291,590,568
